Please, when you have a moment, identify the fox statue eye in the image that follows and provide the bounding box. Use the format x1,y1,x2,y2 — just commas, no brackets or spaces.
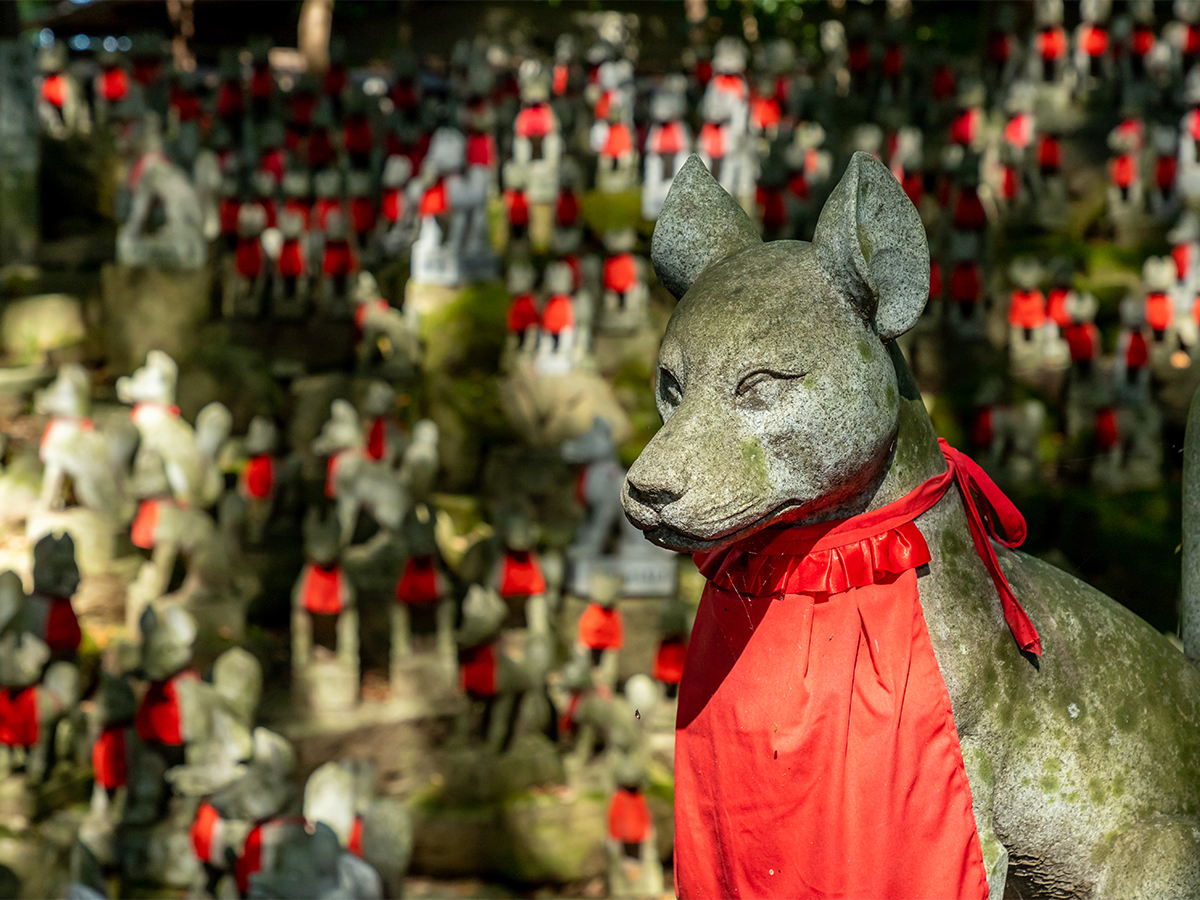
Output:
736,370,805,410
659,368,683,407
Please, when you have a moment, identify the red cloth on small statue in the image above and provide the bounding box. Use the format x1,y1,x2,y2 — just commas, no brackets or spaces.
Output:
712,73,746,98
344,116,373,157
396,556,444,605
315,198,341,232
1039,135,1062,171
350,196,376,235
1081,23,1109,57
191,800,222,864
516,103,554,139
507,294,540,333
949,262,981,305
653,637,687,685
757,187,787,230
602,122,634,159
953,188,986,231
93,725,128,790
505,189,529,227
604,254,638,294
290,92,317,127
309,130,337,169
1110,154,1136,189
542,295,574,335
649,122,686,156
348,815,364,857
136,671,196,746
556,190,580,227
699,122,725,159
1039,26,1067,60
100,67,129,103
1005,113,1033,150
987,31,1012,65
300,564,345,615
278,240,306,278
41,73,65,109
1174,243,1192,282
751,97,781,131
1131,25,1155,57
949,108,980,147
355,297,389,331
0,686,38,748
382,188,404,224
902,171,923,206
419,180,448,218
972,407,994,449
366,418,389,462
219,198,241,237
459,642,498,697
675,440,1038,900
1146,291,1173,331
497,550,545,598
1047,287,1072,327
322,240,356,277
1095,408,1120,451
931,65,956,100
1009,289,1047,329
1126,331,1149,369
928,260,943,300
236,238,264,279
578,603,623,651
43,594,81,652
466,132,496,168
132,498,169,550
608,788,651,844
1066,323,1100,363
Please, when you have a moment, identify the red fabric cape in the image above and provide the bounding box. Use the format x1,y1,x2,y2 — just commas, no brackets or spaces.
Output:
93,725,128,790
0,686,39,747
136,671,197,746
674,441,1038,900
609,788,652,843
459,641,498,697
496,549,546,598
301,564,346,616
242,454,275,500
578,603,623,650
396,555,446,605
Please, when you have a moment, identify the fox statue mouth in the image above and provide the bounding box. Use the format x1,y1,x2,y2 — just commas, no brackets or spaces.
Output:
629,498,810,553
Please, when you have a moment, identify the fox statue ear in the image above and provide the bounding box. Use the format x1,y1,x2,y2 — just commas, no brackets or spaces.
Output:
651,154,762,300
813,151,930,341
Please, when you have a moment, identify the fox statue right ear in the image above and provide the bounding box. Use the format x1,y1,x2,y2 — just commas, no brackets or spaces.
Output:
651,155,762,300
813,151,930,341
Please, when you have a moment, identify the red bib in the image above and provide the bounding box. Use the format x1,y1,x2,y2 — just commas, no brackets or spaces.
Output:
382,188,404,224
42,593,81,652
1047,287,1072,327
601,122,634,159
676,442,1037,900
650,121,686,156
1110,154,1136,189
608,788,651,843
192,800,223,864
278,240,306,278
516,103,554,139
1066,323,1100,363
366,418,388,462
497,550,545,598
578,603,623,651
467,132,496,168
322,240,356,277
301,564,345,615
0,686,38,747
136,671,196,746
1173,242,1192,282
1095,408,1120,451
604,254,638,294
1009,289,1047,329
653,637,688,685
236,237,264,279
459,641,498,697
556,190,580,227
505,189,529,227
396,556,445,605
93,725,128,790
542,295,574,334
1126,331,1149,369
699,122,725,159
41,73,65,109
101,67,129,103
132,497,169,550
507,294,540,333
1146,291,1173,331
348,815,364,857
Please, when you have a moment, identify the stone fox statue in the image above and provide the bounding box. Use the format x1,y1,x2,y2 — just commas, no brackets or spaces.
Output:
621,153,1200,899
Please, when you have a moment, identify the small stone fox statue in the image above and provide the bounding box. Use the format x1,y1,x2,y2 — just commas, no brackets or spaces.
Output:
623,152,1200,899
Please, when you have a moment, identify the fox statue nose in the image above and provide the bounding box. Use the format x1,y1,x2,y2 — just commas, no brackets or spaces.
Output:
623,469,683,529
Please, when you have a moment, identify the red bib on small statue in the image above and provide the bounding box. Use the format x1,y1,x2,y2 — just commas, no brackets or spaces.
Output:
136,671,196,746
674,441,1038,900
0,686,39,747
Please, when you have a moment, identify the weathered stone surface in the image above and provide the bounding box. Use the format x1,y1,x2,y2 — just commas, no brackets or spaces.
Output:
99,264,211,374
1,295,84,364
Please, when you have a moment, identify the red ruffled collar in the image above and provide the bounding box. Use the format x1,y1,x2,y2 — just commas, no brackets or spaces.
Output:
695,439,1041,656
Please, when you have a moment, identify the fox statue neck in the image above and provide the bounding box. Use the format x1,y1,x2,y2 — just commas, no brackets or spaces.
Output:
863,341,948,515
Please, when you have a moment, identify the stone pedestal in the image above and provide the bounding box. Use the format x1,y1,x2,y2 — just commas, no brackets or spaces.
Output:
99,264,212,373
295,659,359,716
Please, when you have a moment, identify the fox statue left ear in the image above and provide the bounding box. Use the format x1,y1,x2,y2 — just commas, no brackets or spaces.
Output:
813,150,930,341
651,154,762,300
